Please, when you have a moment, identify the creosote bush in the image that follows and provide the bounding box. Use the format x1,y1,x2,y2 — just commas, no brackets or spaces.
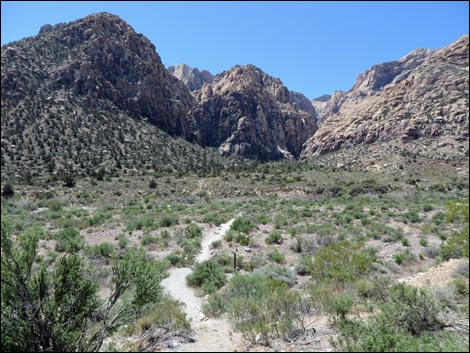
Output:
204,273,312,345
186,259,227,295
1,221,168,352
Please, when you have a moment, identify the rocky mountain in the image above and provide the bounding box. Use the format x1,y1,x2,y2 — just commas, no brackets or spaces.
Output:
189,64,317,160
0,12,224,178
289,91,317,120
310,94,332,126
168,64,214,91
301,34,469,160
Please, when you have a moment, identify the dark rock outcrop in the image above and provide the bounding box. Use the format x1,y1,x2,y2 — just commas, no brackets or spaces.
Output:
2,12,194,137
189,65,317,160
289,91,317,120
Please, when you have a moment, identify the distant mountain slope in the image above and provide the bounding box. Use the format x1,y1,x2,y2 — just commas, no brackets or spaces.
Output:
301,34,469,160
0,13,221,178
167,64,214,91
189,64,317,160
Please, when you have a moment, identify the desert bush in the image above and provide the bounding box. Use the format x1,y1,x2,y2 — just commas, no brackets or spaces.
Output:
394,249,416,265
185,223,202,238
186,260,226,295
1,222,168,352
452,261,469,278
424,245,440,259
118,235,128,249
230,217,255,233
87,242,115,258
451,278,469,297
268,249,285,264
333,283,451,352
295,255,314,275
54,226,84,253
328,291,354,321
354,275,391,301
141,234,159,246
265,230,282,244
253,263,296,287
2,183,15,198
209,239,221,249
212,273,313,345
159,215,179,228
312,240,376,284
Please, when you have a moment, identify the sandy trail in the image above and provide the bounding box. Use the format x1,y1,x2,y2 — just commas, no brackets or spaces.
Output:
161,218,243,351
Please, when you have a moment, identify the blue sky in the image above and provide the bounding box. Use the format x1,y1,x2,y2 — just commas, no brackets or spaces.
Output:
1,1,468,99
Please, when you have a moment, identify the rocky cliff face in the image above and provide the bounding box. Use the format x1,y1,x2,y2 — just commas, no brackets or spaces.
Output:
289,91,317,120
2,12,194,137
168,64,214,91
189,65,317,160
301,34,469,159
311,94,332,126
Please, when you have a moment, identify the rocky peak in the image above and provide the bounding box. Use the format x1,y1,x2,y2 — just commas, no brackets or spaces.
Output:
190,64,317,160
167,64,214,91
351,47,431,96
289,91,317,119
312,94,331,103
301,34,469,160
2,12,195,137
206,64,290,104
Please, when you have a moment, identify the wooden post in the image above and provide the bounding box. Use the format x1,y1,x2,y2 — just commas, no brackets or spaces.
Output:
233,251,237,271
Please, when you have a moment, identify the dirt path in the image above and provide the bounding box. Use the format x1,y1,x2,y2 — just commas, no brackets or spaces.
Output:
397,258,467,288
161,218,243,351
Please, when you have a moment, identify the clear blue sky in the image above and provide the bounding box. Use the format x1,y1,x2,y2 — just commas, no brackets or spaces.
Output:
2,1,468,99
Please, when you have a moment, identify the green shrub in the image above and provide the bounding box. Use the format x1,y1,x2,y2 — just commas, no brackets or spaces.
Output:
354,275,391,301
295,256,313,275
334,283,450,352
185,223,202,238
327,291,354,321
230,218,255,233
159,215,179,228
212,273,312,345
1,223,168,352
165,253,182,266
387,283,442,335
141,234,159,246
211,240,222,249
432,211,445,225
265,231,282,244
403,210,421,223
312,240,376,284
451,278,469,297
394,249,416,265
202,292,226,318
423,204,434,212
440,202,469,260
186,260,226,294
224,229,252,246
268,249,284,264
2,183,14,198
61,173,76,187
253,263,296,287
54,227,84,253
257,213,269,225
88,242,114,258
118,235,128,249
